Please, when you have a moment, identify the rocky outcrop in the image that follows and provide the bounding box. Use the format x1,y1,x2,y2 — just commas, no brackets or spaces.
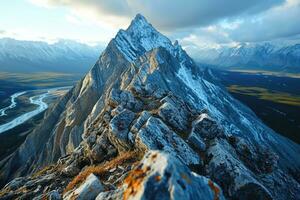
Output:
134,116,200,165
0,165,68,200
64,174,103,200
0,14,300,200
206,138,272,199
97,151,225,200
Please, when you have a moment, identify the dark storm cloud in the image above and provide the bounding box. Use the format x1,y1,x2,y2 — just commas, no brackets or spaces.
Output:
33,0,300,45
227,2,300,42
128,0,285,29
44,0,284,29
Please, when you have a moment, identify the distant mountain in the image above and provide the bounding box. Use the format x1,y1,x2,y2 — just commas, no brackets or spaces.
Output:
194,43,300,73
0,38,104,73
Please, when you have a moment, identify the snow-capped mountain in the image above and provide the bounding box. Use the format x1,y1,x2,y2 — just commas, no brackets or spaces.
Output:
0,38,104,73
194,42,300,72
0,14,299,200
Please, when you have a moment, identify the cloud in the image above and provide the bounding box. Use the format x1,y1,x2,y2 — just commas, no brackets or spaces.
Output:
227,0,300,42
177,0,300,51
30,0,284,30
28,0,300,51
128,0,285,30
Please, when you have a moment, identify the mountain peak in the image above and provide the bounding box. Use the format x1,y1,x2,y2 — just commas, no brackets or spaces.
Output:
113,14,174,61
126,13,156,35
132,13,148,24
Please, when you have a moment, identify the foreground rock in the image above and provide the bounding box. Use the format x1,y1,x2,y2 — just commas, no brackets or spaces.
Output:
97,151,225,200
64,173,103,200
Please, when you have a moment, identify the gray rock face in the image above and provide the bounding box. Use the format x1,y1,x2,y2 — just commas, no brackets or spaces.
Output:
206,138,272,199
158,95,190,133
47,190,61,200
192,113,222,140
109,109,136,152
188,131,206,152
108,89,142,111
97,151,225,200
135,116,200,165
130,111,151,134
1,14,300,200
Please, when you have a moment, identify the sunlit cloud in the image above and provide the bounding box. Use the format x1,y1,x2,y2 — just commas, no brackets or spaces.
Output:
29,0,285,30
4,0,298,54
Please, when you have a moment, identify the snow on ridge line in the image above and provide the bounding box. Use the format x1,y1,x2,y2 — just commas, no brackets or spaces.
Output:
113,14,179,62
176,65,224,121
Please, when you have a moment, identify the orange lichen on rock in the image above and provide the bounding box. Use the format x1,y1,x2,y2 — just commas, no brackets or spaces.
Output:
123,168,147,200
208,179,220,200
154,175,161,182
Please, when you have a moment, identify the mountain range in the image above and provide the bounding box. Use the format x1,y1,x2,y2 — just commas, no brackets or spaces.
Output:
1,37,299,75
0,38,103,73
194,42,300,73
0,14,299,200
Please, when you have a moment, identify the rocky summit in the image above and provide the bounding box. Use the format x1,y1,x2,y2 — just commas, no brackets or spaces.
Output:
0,14,300,200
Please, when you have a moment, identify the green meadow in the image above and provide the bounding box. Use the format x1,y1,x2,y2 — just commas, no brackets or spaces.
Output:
228,85,300,107
229,69,300,79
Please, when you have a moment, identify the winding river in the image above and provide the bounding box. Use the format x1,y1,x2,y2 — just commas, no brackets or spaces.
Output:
0,87,69,134
0,91,27,117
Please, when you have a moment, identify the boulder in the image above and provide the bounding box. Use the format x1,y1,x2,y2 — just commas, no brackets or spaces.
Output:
48,190,61,200
206,138,272,199
109,109,136,152
130,111,151,134
188,131,206,152
135,116,200,165
64,173,103,200
108,88,142,111
192,113,222,140
158,95,190,134
96,151,225,200
33,190,62,200
96,188,124,200
61,160,81,177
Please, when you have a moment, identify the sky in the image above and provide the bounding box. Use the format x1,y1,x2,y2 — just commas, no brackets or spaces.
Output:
1,0,300,53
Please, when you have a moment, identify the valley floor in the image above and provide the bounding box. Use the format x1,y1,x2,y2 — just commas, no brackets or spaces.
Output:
216,69,300,144
0,72,79,159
